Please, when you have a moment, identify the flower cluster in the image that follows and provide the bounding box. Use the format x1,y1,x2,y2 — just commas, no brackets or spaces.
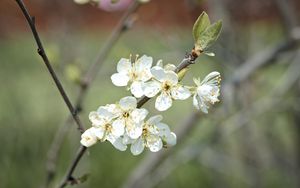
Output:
81,54,221,155
81,96,176,155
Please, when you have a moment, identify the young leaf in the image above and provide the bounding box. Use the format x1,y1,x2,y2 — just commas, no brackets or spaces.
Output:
196,20,222,51
192,12,211,42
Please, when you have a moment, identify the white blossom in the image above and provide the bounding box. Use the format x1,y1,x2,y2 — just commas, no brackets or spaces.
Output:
130,115,177,155
193,71,221,113
143,66,191,111
80,127,98,147
114,96,148,139
88,105,127,151
111,55,153,98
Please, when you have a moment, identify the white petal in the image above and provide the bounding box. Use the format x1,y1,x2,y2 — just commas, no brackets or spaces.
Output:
164,64,176,71
130,81,144,98
80,128,97,147
156,123,171,137
111,119,125,137
164,132,177,147
193,77,201,86
171,86,191,100
165,71,178,85
127,122,143,139
147,115,163,125
97,106,114,120
88,111,103,127
202,71,220,84
108,136,127,151
119,96,137,111
117,58,132,73
193,94,200,110
143,80,161,98
155,92,172,111
123,133,134,145
111,73,130,86
131,108,148,122
151,66,166,82
156,59,163,67
93,127,105,140
131,137,145,155
147,136,163,152
135,55,153,72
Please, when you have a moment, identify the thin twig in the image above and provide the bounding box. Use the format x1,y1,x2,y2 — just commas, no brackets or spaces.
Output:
59,146,87,188
46,1,141,187
15,0,85,132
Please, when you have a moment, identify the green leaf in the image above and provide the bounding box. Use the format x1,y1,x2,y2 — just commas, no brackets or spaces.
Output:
192,12,211,42
196,20,222,51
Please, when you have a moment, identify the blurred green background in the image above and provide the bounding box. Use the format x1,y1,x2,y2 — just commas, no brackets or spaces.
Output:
1,0,300,188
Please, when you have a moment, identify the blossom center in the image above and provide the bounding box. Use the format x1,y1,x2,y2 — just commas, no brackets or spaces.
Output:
123,112,130,118
162,82,171,91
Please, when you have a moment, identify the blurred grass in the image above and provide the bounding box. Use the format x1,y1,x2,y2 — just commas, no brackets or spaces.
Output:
0,27,298,188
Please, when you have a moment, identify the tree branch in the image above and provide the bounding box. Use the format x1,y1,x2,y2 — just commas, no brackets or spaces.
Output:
46,1,141,187
15,0,85,132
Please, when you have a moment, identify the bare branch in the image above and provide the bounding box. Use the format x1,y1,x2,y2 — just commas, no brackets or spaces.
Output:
46,1,141,187
59,146,87,188
15,0,85,132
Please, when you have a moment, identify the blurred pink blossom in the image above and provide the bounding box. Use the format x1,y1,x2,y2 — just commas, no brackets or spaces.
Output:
98,0,133,12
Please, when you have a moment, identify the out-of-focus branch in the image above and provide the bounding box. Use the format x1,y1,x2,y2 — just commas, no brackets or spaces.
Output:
46,1,141,187
274,0,298,34
15,0,85,133
224,52,300,136
230,29,300,86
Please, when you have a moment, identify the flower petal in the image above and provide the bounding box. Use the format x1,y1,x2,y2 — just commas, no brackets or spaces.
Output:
117,58,132,73
171,86,191,100
93,127,105,140
130,81,144,98
119,96,137,111
164,132,177,147
147,135,163,152
80,128,97,147
126,122,143,139
88,111,104,127
193,94,200,110
164,64,176,71
135,55,152,72
151,66,166,82
111,73,130,86
165,71,178,85
111,119,125,137
156,122,171,137
97,106,114,120
107,136,127,151
131,137,145,155
155,92,172,111
147,115,163,125
131,108,148,122
143,80,161,98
